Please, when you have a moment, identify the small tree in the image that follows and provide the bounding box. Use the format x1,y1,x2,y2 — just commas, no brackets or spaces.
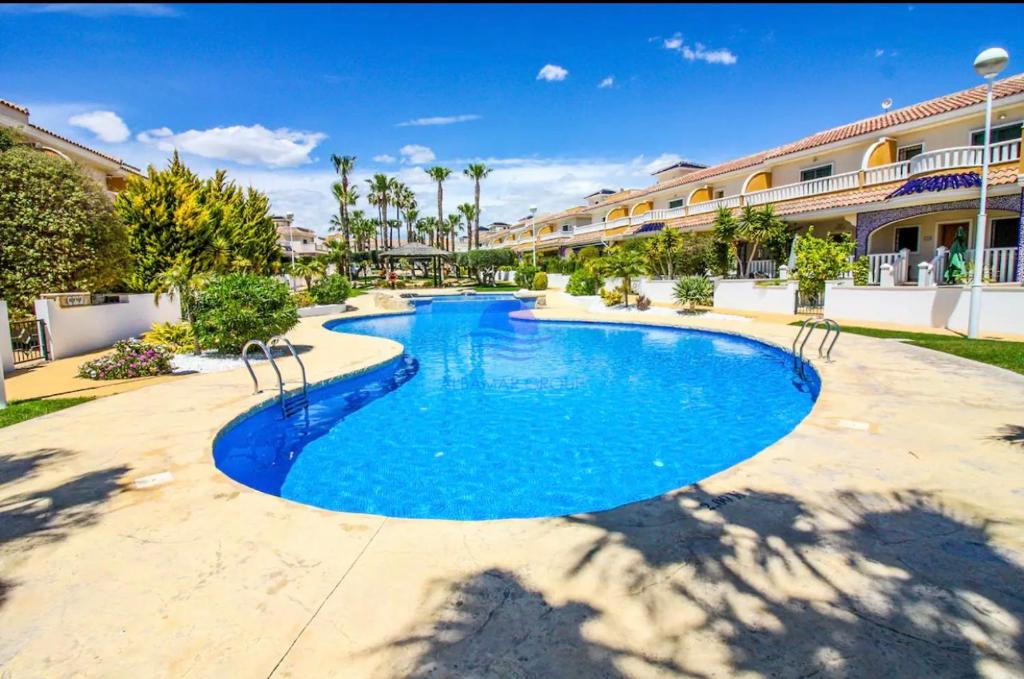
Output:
289,258,325,290
673,276,714,310
793,228,854,297
641,228,684,278
712,206,742,277
594,245,646,307
0,145,130,313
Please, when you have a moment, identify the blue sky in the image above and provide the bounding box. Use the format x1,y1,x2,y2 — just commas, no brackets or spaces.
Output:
2,3,1022,232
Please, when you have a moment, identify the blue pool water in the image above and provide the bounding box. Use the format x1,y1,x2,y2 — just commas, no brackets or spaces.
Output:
214,295,818,520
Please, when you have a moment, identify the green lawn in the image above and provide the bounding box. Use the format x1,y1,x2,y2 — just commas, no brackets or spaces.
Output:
0,397,93,429
792,323,1024,375
348,288,367,297
472,284,519,292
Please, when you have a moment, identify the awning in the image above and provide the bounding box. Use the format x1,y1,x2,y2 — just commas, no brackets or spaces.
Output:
633,222,665,235
886,172,980,199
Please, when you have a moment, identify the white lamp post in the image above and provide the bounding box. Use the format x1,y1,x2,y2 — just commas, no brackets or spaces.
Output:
286,212,296,290
967,47,1009,339
529,206,538,267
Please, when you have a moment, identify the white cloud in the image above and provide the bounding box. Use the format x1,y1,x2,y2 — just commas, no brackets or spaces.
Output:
663,33,738,65
67,110,130,142
536,64,569,82
136,124,326,168
399,144,436,164
598,76,615,89
396,114,481,127
3,4,180,17
874,48,886,58
373,154,397,163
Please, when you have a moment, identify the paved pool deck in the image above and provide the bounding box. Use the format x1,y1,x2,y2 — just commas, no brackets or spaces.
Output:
1,291,1023,678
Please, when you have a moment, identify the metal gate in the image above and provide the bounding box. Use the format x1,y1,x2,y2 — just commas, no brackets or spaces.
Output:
9,319,49,365
795,290,824,315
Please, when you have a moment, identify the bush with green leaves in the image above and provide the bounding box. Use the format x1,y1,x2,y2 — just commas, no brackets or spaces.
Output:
565,268,601,296
599,287,624,306
192,274,298,354
457,248,516,284
673,276,714,309
141,321,195,353
793,229,854,296
514,265,540,288
0,144,130,313
532,271,549,290
291,290,314,308
309,274,352,305
851,257,870,286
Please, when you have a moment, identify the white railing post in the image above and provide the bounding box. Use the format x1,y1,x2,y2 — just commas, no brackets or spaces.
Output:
778,264,789,280
879,263,895,287
917,261,934,287
932,246,948,285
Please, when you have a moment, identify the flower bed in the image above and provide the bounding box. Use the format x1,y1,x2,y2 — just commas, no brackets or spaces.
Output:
78,338,174,380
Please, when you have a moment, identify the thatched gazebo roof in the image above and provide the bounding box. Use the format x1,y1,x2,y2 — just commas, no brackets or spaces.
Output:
379,243,451,258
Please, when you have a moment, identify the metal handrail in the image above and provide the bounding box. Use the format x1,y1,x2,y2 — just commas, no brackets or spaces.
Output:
241,340,284,399
269,335,308,401
792,316,841,378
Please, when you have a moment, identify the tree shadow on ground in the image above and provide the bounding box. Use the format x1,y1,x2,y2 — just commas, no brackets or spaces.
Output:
383,486,1024,678
990,424,1024,448
0,448,129,610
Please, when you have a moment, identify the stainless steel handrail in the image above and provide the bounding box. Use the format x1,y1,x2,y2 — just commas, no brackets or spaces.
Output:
269,335,308,402
792,316,841,378
241,339,284,400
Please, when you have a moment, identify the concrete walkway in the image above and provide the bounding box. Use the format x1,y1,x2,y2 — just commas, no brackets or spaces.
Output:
1,292,1022,678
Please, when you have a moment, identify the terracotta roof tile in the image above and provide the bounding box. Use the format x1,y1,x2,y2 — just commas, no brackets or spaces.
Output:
28,123,142,174
0,99,29,115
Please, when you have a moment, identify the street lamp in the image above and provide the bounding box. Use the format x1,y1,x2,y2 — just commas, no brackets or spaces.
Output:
286,212,296,290
967,47,1009,339
529,205,538,267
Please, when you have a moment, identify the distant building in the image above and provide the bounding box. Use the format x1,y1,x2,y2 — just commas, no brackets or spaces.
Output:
273,214,327,259
0,98,140,196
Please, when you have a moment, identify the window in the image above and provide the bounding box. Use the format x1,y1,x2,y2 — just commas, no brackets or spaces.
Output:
668,198,684,209
713,190,725,199
990,217,1019,248
894,226,919,253
897,144,923,161
971,121,1022,146
561,224,571,232
800,164,832,182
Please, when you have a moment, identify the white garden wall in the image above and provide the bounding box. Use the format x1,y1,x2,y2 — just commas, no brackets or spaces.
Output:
0,301,14,374
637,279,677,304
713,280,797,315
35,294,181,360
824,284,1024,336
547,273,570,289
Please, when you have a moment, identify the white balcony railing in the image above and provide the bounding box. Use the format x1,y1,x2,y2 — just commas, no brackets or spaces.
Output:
745,170,860,206
573,222,604,235
604,216,631,230
687,195,742,215
966,247,1018,283
863,161,912,186
748,259,777,279
868,250,910,285
908,139,1020,177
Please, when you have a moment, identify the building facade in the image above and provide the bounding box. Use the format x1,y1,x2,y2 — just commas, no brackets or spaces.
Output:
0,99,141,197
273,214,328,259
482,74,1024,283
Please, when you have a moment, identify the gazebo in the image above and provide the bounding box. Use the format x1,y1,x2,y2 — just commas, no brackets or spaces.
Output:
379,243,451,287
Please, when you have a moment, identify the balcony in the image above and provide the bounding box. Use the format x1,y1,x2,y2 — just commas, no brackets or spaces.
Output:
745,170,859,206
865,139,1020,186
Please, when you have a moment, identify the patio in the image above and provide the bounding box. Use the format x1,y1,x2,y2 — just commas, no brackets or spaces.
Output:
1,294,1022,677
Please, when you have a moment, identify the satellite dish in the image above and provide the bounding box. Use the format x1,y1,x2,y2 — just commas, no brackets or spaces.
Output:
881,98,893,111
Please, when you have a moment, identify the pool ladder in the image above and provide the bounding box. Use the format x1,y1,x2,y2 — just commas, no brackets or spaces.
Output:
241,335,309,418
792,316,841,378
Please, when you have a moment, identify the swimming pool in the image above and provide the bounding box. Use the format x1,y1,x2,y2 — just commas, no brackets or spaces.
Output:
214,294,818,520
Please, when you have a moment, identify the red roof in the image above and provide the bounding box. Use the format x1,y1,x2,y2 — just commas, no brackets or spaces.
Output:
0,99,29,115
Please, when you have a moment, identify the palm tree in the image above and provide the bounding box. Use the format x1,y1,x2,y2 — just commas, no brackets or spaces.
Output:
713,206,742,277
446,213,463,252
404,206,420,244
330,154,356,254
424,166,452,246
289,258,323,290
325,238,349,277
153,259,209,355
742,205,789,276
366,174,393,249
596,245,647,307
418,216,438,247
457,203,477,251
395,184,417,244
330,180,358,278
463,163,491,249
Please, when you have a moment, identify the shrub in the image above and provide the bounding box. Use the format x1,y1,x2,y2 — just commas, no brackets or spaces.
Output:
636,295,651,311
794,228,854,296
577,246,600,262
0,145,129,314
309,274,352,304
291,290,314,308
78,338,173,380
851,257,870,286
515,265,539,288
565,268,601,296
192,274,298,354
673,276,714,309
599,287,624,306
532,271,548,290
141,321,195,353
